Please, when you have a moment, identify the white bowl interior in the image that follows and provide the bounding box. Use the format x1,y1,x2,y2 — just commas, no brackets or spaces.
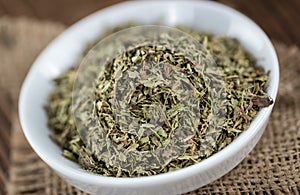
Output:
19,1,279,194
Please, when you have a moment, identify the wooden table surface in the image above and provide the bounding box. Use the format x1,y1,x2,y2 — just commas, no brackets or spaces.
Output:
0,0,299,46
0,1,299,194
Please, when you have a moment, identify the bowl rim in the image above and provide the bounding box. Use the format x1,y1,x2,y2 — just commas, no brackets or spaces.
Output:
19,0,279,188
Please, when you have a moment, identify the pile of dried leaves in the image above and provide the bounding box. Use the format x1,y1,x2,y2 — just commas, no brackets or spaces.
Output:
46,25,272,177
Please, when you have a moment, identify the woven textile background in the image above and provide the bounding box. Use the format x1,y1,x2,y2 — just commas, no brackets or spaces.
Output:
0,17,299,194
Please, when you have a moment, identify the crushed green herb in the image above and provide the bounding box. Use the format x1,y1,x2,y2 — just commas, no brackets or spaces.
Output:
46,24,272,177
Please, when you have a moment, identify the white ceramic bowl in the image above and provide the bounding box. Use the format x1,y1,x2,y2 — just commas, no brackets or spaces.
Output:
19,1,279,194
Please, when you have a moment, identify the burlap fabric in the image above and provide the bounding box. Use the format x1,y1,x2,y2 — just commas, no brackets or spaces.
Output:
0,17,299,194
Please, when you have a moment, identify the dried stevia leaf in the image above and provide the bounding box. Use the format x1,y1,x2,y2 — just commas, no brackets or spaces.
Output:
46,24,273,177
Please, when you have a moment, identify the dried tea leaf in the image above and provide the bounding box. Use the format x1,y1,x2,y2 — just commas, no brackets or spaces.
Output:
46,24,273,177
